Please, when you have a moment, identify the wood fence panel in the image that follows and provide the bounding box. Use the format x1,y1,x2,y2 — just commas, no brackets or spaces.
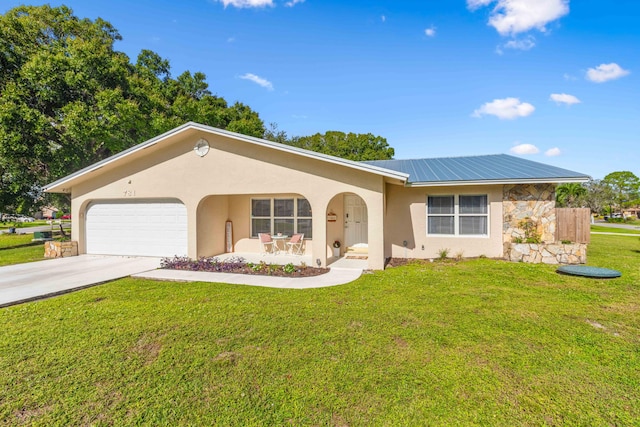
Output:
556,208,591,243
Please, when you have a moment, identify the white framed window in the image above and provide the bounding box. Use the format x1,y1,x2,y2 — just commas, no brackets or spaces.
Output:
251,197,312,238
427,194,488,236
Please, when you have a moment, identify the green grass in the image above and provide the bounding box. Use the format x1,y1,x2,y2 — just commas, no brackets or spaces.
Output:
591,224,640,234
0,234,45,266
1,234,639,425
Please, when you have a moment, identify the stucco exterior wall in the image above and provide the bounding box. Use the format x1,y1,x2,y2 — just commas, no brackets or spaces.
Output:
384,184,504,259
68,128,388,268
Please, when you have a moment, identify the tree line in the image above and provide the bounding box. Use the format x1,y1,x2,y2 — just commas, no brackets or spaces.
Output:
0,5,393,214
556,171,640,218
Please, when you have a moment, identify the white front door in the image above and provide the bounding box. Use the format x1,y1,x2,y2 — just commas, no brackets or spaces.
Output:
344,194,368,248
85,199,188,257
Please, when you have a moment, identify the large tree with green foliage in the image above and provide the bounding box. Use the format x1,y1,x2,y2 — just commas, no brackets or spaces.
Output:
581,179,615,215
0,5,264,213
264,125,394,161
602,171,640,213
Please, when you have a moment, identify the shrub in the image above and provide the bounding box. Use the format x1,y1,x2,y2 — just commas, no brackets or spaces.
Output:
283,263,296,274
437,248,449,260
519,217,541,244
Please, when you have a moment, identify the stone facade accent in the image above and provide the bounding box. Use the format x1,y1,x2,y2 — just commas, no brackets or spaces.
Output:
44,241,78,258
502,184,587,265
505,242,587,264
503,183,556,244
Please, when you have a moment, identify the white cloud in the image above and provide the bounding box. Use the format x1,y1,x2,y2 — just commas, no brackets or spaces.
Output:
218,0,273,8
285,0,304,7
550,93,580,105
496,35,535,54
545,147,561,156
381,15,386,22
563,73,577,81
468,0,569,36
239,73,274,91
467,0,493,10
425,26,436,37
586,63,630,83
472,97,535,120
504,35,535,50
510,143,540,155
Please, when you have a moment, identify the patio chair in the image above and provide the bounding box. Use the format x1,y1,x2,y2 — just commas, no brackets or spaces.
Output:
258,233,276,255
286,233,304,255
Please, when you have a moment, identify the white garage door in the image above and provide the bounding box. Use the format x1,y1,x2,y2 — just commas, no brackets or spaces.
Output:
86,200,188,257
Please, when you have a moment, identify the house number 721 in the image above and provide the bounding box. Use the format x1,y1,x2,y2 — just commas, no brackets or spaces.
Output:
123,190,136,197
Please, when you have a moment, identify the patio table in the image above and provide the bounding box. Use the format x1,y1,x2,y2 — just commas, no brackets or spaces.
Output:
271,234,289,254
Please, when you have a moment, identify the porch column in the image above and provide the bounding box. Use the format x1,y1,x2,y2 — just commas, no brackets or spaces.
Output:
362,191,385,270
185,200,199,259
311,202,328,268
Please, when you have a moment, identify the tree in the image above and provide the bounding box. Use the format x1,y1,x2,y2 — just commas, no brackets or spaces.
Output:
555,183,587,207
581,179,615,215
0,5,265,213
0,5,136,213
603,171,640,213
283,131,394,161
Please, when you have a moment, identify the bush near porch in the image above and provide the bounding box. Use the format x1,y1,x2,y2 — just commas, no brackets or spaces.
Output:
0,234,638,425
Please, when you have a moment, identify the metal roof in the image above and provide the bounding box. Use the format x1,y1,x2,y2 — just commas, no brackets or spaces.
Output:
363,154,590,186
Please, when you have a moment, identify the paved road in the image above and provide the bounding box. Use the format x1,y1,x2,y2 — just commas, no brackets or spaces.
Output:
593,221,640,231
0,223,71,235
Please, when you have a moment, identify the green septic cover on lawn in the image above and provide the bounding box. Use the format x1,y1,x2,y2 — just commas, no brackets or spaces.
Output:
557,265,622,278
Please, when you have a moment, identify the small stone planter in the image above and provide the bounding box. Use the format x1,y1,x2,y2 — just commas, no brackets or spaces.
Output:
44,241,78,258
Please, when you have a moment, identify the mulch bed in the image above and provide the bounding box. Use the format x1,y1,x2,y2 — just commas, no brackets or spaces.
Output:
161,256,329,277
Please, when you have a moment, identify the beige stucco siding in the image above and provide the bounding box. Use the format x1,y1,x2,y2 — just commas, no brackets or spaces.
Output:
69,128,387,268
384,184,504,259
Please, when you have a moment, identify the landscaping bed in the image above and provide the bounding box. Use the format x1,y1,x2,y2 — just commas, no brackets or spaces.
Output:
160,256,329,277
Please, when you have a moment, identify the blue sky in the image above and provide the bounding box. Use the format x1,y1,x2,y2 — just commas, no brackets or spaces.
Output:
3,0,639,179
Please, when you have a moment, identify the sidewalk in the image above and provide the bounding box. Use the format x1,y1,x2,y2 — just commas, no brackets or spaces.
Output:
133,266,364,289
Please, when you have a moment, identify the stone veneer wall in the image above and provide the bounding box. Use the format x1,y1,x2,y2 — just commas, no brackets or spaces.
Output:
502,183,586,265
44,241,78,258
506,242,587,264
503,183,556,244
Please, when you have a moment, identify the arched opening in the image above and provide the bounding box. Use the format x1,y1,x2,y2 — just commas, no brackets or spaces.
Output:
326,193,368,260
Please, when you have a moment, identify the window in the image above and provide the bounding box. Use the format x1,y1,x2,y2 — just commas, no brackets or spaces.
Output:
427,194,488,236
251,197,312,238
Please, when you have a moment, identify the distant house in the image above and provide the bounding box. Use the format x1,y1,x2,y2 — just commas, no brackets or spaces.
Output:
44,122,590,269
38,206,59,220
623,208,640,219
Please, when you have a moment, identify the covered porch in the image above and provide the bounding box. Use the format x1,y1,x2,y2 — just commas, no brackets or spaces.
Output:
194,191,383,269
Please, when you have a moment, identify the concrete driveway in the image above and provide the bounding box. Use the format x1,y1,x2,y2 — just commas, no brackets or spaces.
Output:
0,255,160,307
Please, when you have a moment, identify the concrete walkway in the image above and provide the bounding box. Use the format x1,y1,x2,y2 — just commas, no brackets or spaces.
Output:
0,255,161,307
0,255,365,307
133,266,364,289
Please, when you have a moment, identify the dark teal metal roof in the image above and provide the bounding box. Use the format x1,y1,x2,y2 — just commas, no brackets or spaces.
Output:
363,154,589,185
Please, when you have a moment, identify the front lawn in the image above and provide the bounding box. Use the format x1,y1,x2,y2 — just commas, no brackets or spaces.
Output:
591,224,640,234
0,234,45,267
1,234,638,425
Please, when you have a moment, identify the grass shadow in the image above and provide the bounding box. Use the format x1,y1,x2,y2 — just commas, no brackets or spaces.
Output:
0,241,43,251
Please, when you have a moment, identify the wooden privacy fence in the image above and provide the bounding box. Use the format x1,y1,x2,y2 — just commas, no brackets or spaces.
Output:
556,208,591,243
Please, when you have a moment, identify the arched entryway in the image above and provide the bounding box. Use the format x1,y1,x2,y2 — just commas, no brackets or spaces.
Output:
326,193,368,259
